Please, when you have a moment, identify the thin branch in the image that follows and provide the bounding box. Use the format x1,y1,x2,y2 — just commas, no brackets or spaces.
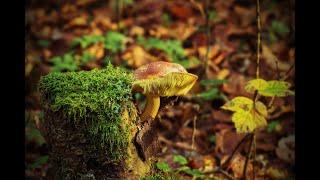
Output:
252,134,256,180
221,133,251,169
204,0,211,76
243,133,254,179
191,116,197,150
256,0,261,79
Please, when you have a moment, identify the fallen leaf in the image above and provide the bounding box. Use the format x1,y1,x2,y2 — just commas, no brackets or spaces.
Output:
122,45,158,68
262,44,291,71
130,26,145,36
266,167,289,179
168,2,193,20
229,154,253,179
276,135,295,165
215,129,245,155
64,14,88,29
216,69,230,79
84,42,105,59
202,155,217,173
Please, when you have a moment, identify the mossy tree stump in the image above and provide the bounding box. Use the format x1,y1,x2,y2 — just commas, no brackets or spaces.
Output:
39,65,159,180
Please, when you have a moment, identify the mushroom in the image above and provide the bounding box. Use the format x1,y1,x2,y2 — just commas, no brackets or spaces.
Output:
132,61,198,122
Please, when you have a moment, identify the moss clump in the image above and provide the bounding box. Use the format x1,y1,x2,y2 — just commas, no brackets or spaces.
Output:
39,63,135,161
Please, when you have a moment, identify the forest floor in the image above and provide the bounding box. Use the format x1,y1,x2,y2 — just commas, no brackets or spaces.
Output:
26,0,295,179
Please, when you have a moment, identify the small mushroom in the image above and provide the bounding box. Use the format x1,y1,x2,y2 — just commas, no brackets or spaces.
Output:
132,61,198,121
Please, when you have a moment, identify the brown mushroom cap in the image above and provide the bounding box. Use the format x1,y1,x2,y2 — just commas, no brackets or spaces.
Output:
132,61,198,96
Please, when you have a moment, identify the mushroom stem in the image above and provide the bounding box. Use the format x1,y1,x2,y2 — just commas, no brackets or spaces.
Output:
140,95,160,122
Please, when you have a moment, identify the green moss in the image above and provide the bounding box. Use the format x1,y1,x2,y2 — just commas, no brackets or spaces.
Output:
39,63,135,161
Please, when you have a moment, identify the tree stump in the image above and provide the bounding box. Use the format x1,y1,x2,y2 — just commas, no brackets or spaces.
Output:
39,65,159,180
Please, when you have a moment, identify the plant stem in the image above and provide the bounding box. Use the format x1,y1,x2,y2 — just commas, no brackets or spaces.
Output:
252,134,256,179
221,133,251,169
203,0,211,78
191,116,197,150
256,0,261,79
243,133,254,179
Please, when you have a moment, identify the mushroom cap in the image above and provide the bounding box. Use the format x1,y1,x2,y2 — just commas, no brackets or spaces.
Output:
132,61,198,96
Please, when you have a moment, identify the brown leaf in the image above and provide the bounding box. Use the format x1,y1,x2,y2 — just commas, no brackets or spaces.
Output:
276,135,295,165
211,110,231,123
168,2,193,20
229,154,253,179
262,44,291,71
122,45,158,68
266,167,289,179
215,130,246,155
64,14,89,29
202,155,217,173
130,26,145,36
84,42,105,59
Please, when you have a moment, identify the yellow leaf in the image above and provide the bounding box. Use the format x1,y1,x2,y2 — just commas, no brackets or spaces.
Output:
221,96,268,133
232,109,267,133
221,96,253,112
245,78,268,93
255,101,268,117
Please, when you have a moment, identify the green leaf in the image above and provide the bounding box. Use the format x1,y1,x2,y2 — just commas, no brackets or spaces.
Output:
200,79,227,86
208,10,218,21
137,36,193,68
173,155,188,165
51,53,78,72
259,80,295,97
245,79,294,97
270,20,290,35
181,167,203,177
80,52,94,65
156,162,172,172
197,88,220,101
29,156,49,169
208,135,216,144
72,35,105,48
267,120,280,133
104,31,127,53
37,39,51,47
161,13,172,26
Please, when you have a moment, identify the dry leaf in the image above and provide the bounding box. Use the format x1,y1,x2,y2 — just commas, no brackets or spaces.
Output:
262,44,291,71
130,26,145,36
84,42,105,59
266,167,288,179
122,45,158,68
216,69,230,79
229,154,253,179
64,14,88,29
276,135,295,165
202,155,217,173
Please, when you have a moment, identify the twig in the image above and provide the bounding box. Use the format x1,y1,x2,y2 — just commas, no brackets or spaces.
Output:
252,134,256,179
204,0,210,70
191,116,197,150
216,168,234,180
204,167,234,180
281,63,295,81
256,0,261,79
221,134,251,169
243,133,254,179
268,63,295,109
158,136,195,151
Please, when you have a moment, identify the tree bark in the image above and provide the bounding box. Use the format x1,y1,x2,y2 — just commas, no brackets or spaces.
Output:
41,101,159,180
